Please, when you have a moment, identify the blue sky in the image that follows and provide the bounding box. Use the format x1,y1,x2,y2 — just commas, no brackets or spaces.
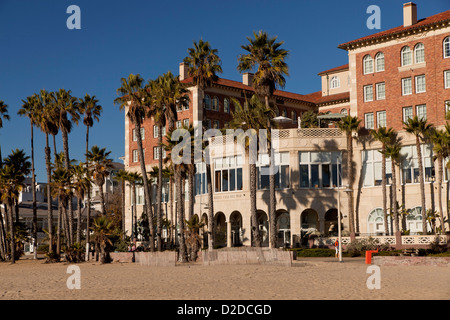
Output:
0,0,448,182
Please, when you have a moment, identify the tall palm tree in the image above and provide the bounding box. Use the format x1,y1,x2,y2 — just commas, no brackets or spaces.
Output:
126,171,142,241
0,164,25,263
403,116,433,234
91,216,114,264
337,115,361,235
115,74,155,252
229,95,274,246
18,94,41,259
237,30,289,248
36,90,59,254
71,162,91,243
384,134,403,234
371,127,396,235
54,88,80,245
0,100,10,165
115,169,130,239
78,94,102,251
429,127,449,234
184,39,223,251
86,145,113,216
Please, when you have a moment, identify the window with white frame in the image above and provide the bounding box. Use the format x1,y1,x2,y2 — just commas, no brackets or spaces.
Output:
377,111,386,128
401,46,412,66
364,85,373,102
183,119,189,127
135,185,144,205
257,152,290,189
415,75,426,93
445,70,450,89
414,43,425,63
224,98,230,113
330,76,340,89
214,155,243,192
132,149,138,163
367,208,392,235
376,82,385,100
340,108,348,116
176,120,182,129
183,100,189,111
375,52,385,72
299,151,342,188
195,162,208,195
365,113,374,129
402,77,412,95
400,144,434,184
153,146,166,160
416,104,427,120
363,55,373,74
362,149,392,187
403,106,413,122
176,104,182,112
445,100,450,115
212,96,219,111
204,95,211,110
132,127,145,141
444,37,450,58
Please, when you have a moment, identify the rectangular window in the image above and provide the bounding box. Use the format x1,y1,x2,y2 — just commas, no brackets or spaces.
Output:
401,145,434,184
403,106,413,122
153,125,158,138
183,119,189,127
445,70,450,89
377,111,386,128
132,128,145,141
213,156,243,193
213,120,220,129
415,75,426,93
362,149,392,187
132,149,138,163
365,113,374,129
364,85,373,102
402,78,412,95
183,100,189,111
416,104,427,120
257,152,290,190
376,82,385,100
154,146,165,160
298,151,342,188
445,101,450,116
176,120,182,129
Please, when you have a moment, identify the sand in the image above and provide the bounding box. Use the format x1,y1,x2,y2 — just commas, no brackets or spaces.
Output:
0,257,448,300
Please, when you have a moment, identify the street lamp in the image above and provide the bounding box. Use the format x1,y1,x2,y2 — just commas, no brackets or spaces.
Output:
336,155,352,263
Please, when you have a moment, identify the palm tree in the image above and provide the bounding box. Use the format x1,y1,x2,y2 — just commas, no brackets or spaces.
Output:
384,134,403,234
429,127,449,234
229,95,274,246
91,216,115,264
18,94,41,259
237,30,289,248
371,127,396,235
0,100,10,165
36,89,59,254
403,116,433,234
337,115,361,235
115,169,130,239
184,39,223,251
0,164,25,263
54,88,80,245
115,74,155,252
71,162,91,243
78,94,102,252
86,145,113,216
126,171,142,241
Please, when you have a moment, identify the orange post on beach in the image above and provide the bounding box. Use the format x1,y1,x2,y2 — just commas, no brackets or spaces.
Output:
365,249,378,264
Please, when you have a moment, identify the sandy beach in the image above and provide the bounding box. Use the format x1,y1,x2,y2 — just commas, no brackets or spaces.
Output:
0,257,448,301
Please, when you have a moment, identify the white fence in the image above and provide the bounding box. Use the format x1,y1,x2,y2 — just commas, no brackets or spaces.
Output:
314,235,448,247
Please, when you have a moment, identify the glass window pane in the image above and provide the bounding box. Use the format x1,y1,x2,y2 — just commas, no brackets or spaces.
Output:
300,165,309,188
322,164,330,188
311,164,319,188
222,169,228,192
229,169,236,191
215,171,221,192
280,165,289,189
299,152,309,163
236,168,243,190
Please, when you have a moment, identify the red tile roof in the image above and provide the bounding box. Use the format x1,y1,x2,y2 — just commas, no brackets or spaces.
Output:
338,10,450,50
317,64,349,76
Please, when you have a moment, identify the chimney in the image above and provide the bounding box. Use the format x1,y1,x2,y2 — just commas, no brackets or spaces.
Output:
179,62,188,81
242,72,254,86
403,2,417,27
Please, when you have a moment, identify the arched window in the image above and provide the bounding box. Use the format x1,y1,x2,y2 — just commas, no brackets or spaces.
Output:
367,208,391,235
204,95,211,110
330,76,340,89
363,55,373,74
406,206,423,235
401,46,412,66
212,96,219,111
291,110,297,121
375,52,385,72
340,108,348,116
414,43,425,63
444,37,450,58
224,98,230,113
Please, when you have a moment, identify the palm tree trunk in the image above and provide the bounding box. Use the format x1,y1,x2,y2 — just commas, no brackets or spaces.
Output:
0,207,7,260
382,147,388,235
61,129,73,245
265,95,277,248
392,161,399,234
121,181,125,240
157,127,163,251
177,169,187,262
250,163,261,247
8,201,15,263
30,121,37,259
76,198,82,243
98,182,106,215
169,175,174,246
347,132,355,235
134,120,154,251
437,156,445,233
415,136,427,234
56,202,62,259
188,168,194,221
45,134,53,254
206,163,214,250
85,125,91,259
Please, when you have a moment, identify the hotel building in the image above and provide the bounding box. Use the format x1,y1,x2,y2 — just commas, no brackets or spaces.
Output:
123,3,450,248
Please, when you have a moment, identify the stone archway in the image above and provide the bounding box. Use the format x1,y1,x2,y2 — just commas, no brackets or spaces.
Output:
214,212,227,248
251,210,269,247
230,211,243,247
324,208,338,236
276,210,291,248
300,208,319,232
